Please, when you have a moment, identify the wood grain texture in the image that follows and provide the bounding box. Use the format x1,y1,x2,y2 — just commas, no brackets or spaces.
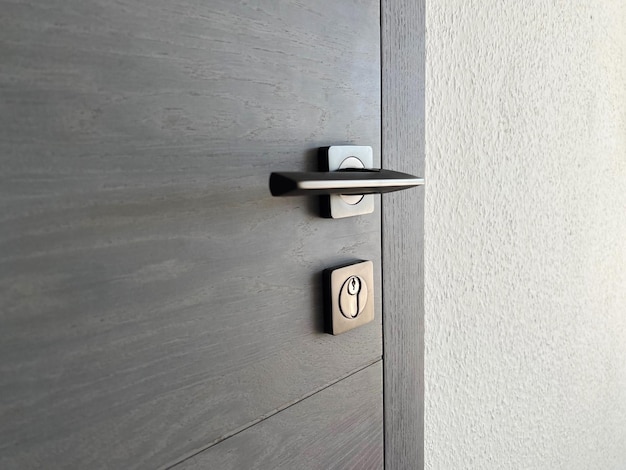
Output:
381,0,426,468
174,361,383,470
0,1,382,468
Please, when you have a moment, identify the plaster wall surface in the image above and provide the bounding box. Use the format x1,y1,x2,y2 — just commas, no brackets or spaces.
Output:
424,1,626,468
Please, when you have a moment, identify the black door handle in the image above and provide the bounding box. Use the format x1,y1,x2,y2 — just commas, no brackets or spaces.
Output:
269,145,424,218
270,168,424,197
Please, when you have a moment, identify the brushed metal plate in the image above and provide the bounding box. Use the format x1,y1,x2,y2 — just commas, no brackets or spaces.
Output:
322,146,375,218
323,260,375,335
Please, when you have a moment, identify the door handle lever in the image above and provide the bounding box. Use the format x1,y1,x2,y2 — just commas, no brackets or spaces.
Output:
269,168,424,197
269,146,424,218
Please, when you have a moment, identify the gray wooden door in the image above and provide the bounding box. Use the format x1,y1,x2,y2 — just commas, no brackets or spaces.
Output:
0,0,423,469
0,0,424,469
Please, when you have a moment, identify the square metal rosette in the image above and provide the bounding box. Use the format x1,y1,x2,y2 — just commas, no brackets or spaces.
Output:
323,260,375,335
319,146,375,219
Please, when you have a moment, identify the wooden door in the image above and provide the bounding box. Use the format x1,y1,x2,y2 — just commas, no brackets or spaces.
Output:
0,0,424,469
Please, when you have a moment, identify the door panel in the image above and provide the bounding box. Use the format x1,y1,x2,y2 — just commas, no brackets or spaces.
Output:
177,362,383,470
0,0,382,468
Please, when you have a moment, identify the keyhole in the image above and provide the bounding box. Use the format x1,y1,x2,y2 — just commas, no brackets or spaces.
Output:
347,276,360,295
339,275,366,319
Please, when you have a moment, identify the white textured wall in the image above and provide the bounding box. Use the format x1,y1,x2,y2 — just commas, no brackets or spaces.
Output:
425,1,626,469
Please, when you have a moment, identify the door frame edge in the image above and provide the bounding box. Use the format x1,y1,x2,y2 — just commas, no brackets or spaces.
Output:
381,0,426,468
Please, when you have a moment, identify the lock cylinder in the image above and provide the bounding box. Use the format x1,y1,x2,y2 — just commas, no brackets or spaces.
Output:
339,275,367,319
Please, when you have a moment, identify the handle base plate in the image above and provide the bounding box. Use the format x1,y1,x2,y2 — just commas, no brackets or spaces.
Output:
323,146,375,219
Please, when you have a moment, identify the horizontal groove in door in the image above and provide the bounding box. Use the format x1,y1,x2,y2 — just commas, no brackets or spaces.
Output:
167,359,384,470
165,357,382,469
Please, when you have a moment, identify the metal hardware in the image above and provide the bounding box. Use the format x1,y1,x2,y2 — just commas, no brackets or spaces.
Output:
269,168,421,196
323,260,374,335
339,275,367,318
269,146,424,218
326,145,374,217
336,157,366,206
